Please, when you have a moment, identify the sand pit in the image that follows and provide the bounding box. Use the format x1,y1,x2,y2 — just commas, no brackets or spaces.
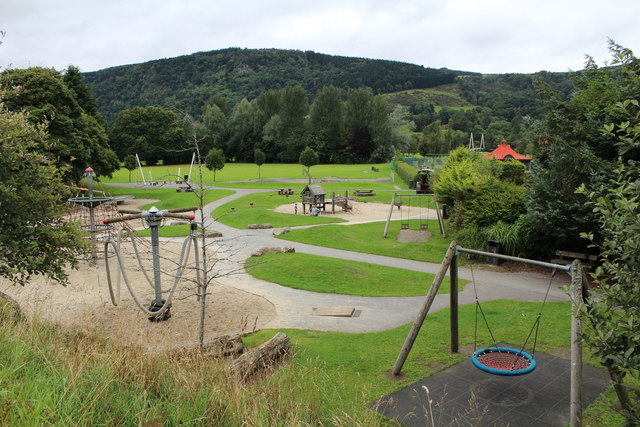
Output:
273,200,439,225
0,241,276,352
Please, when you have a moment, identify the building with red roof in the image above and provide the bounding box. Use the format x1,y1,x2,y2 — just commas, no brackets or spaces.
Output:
483,140,532,169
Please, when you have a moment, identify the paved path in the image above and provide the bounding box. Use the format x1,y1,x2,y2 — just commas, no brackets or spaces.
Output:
193,186,571,333
117,182,572,333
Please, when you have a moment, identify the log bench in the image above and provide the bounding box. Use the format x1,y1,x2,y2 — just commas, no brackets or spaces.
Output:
551,250,597,268
354,189,375,197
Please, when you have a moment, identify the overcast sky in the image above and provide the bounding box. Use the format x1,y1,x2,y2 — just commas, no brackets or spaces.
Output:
1,0,639,74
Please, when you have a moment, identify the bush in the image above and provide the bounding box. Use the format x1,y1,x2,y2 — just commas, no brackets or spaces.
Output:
464,182,525,226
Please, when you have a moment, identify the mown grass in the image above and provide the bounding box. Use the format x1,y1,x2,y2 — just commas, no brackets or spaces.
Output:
277,220,451,263
105,162,394,184
103,185,234,211
0,294,623,425
245,252,465,296
212,192,348,228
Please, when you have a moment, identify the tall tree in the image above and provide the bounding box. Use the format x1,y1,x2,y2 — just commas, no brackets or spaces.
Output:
577,42,640,424
226,98,262,161
0,100,87,284
345,87,374,162
202,102,228,152
310,85,345,162
109,106,187,165
0,67,119,181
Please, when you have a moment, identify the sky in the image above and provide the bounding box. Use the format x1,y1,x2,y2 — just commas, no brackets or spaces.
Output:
1,0,639,75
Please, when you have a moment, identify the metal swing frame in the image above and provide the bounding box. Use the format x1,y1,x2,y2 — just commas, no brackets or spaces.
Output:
391,241,589,425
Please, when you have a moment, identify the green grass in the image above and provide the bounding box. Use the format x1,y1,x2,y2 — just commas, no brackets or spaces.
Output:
0,294,622,425
104,162,394,184
277,220,451,263
246,252,464,296
212,192,348,228
103,185,234,211
245,300,582,409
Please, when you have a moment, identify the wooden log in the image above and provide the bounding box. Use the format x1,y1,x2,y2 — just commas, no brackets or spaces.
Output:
229,332,290,380
168,334,244,360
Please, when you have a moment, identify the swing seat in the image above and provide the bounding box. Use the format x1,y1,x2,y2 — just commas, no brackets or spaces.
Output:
401,223,410,229
471,347,536,376
420,223,428,230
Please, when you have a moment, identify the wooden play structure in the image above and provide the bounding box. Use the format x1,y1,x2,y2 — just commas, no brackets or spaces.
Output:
392,242,589,426
299,185,353,214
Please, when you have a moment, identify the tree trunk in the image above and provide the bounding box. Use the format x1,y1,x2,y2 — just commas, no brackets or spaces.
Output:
229,332,290,380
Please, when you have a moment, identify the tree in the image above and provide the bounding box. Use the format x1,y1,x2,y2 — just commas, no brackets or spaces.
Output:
109,106,188,165
577,42,640,424
202,102,228,153
123,154,137,182
205,147,225,182
310,85,345,162
299,146,319,183
0,99,88,285
254,148,266,179
0,67,119,181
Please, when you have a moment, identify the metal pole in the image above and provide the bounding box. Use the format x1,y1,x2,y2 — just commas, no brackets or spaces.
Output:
383,192,397,238
86,169,97,258
570,259,584,427
456,247,572,273
136,153,146,184
392,240,457,375
149,219,162,305
450,250,459,353
187,152,195,183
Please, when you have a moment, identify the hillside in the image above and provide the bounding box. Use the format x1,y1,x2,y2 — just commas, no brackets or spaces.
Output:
83,48,459,123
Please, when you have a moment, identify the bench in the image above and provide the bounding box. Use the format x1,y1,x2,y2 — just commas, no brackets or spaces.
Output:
278,188,294,195
551,250,597,268
354,189,375,197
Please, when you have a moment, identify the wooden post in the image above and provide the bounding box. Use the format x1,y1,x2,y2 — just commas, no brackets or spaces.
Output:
383,192,397,238
332,192,336,214
392,241,457,375
570,259,583,427
435,199,446,237
450,250,459,353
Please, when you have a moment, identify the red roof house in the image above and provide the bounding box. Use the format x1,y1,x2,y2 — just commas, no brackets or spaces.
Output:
483,140,532,168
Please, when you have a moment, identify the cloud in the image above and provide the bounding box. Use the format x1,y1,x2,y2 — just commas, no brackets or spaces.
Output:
1,0,639,73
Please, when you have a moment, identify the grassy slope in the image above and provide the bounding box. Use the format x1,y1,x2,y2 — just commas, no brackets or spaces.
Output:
380,84,472,108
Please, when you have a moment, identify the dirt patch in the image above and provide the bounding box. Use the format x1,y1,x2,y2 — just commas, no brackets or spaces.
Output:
0,242,276,352
397,229,431,243
273,200,439,224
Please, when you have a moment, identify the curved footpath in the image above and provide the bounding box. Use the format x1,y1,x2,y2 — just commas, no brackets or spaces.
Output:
111,183,571,333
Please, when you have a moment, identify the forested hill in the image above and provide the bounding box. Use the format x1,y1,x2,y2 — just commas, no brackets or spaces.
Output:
83,48,458,123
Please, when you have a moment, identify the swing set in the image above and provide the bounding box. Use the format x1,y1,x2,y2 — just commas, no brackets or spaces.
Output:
383,192,446,237
391,241,590,424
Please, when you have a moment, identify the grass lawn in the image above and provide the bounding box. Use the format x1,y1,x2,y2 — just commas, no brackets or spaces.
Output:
244,300,609,420
246,252,465,296
103,184,234,211
104,162,396,184
277,220,452,263
212,192,348,228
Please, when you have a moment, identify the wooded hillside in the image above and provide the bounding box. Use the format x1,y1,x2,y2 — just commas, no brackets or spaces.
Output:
84,48,458,123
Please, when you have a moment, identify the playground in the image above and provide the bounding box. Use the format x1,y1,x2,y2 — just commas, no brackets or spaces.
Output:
0,164,617,425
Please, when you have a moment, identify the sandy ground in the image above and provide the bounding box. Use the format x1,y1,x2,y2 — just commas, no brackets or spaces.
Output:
272,200,438,224
0,241,276,352
1,198,439,351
